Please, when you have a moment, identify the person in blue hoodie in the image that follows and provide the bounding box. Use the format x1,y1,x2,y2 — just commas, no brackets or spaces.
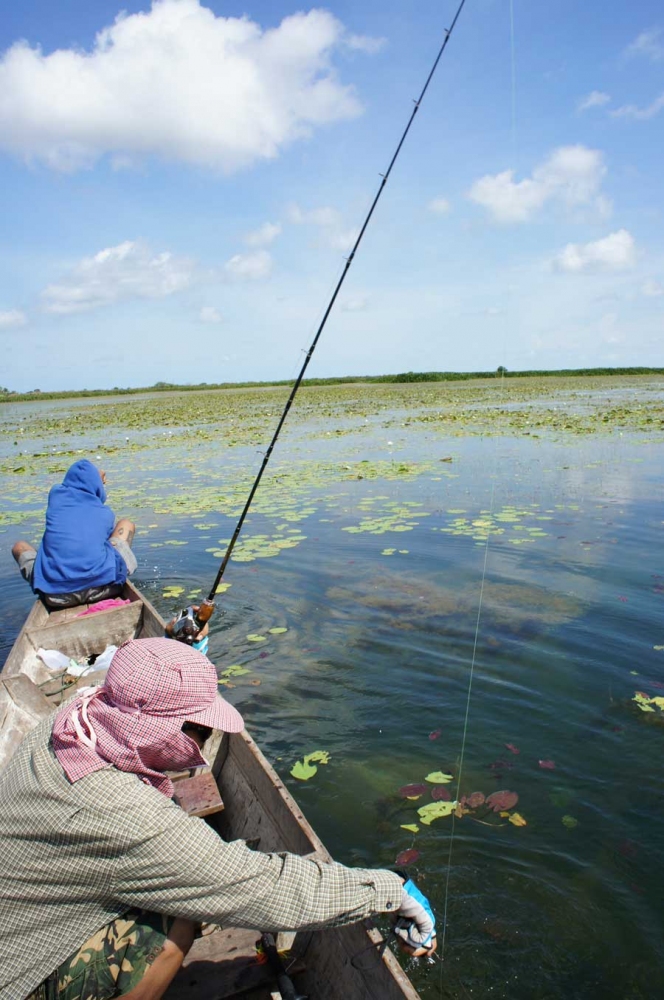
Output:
12,459,137,609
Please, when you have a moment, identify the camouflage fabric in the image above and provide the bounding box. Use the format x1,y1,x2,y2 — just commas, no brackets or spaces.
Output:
27,910,172,1000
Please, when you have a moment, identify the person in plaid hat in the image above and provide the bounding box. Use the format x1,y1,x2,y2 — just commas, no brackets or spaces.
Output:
0,638,435,1000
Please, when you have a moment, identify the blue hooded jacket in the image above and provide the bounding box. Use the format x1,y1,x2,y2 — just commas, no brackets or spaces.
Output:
32,460,127,595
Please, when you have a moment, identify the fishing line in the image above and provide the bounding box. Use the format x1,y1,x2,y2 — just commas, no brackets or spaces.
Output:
439,0,518,974
202,0,469,607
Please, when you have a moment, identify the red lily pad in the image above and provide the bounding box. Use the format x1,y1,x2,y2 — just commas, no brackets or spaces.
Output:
428,729,442,741
398,784,427,799
431,785,452,801
485,790,519,812
505,743,520,755
539,759,556,770
466,791,486,808
395,848,420,866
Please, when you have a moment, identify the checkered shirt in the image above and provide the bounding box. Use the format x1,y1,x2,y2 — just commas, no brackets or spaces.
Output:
0,718,401,1000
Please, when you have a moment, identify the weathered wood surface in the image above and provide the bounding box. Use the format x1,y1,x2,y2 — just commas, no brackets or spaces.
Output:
215,730,321,858
27,601,143,661
164,926,306,1000
0,675,53,774
172,771,225,818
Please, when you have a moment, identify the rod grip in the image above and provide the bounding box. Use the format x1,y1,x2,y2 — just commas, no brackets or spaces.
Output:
195,599,215,625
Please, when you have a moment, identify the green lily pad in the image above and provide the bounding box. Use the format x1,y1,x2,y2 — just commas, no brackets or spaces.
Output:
418,801,457,825
425,771,454,784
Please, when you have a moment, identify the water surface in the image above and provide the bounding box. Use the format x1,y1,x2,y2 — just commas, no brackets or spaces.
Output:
1,379,663,999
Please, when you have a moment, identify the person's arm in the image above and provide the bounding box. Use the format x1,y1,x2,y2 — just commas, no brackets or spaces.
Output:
112,794,401,932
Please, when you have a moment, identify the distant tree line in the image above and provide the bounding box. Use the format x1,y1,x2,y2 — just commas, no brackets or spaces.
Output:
2,367,664,403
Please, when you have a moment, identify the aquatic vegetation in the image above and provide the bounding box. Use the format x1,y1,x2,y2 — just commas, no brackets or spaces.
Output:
485,790,519,812
395,848,420,866
418,800,457,825
632,691,664,713
425,771,454,784
398,784,427,799
290,750,330,781
431,785,452,801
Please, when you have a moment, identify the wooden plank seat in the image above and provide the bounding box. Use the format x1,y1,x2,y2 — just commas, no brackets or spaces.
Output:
172,771,225,818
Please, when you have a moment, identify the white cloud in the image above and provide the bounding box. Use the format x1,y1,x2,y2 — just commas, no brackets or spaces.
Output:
287,202,357,250
287,204,340,227
553,229,636,273
428,197,451,215
341,296,368,312
41,241,196,314
642,279,663,297
199,306,223,323
0,309,27,329
326,227,359,251
345,33,386,54
577,91,611,112
0,0,364,173
224,249,272,281
468,145,607,224
624,27,664,62
243,222,281,247
611,93,664,120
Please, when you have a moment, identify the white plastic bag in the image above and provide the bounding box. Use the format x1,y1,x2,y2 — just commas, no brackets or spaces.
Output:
37,648,71,671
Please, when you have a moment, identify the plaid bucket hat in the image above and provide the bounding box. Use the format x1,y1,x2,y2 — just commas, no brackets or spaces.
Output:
52,638,244,797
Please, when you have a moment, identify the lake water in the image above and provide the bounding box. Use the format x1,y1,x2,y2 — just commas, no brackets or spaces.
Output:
1,379,664,999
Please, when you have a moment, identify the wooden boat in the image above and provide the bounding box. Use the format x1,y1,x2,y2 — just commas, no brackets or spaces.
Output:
1,582,421,1000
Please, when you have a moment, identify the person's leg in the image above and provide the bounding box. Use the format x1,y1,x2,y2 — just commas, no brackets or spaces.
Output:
120,919,196,1000
110,519,137,576
110,519,135,546
12,541,37,585
52,910,195,1000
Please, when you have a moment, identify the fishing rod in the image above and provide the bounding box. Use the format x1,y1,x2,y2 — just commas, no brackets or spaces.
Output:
172,0,468,644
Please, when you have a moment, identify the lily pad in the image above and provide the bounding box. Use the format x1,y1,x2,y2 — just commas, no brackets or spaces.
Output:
509,812,527,827
562,814,579,829
395,848,421,866
466,791,486,808
290,749,330,781
431,785,452,801
400,824,419,833
268,627,288,634
485,790,519,812
417,800,457,825
398,784,427,799
425,771,454,784
246,634,267,643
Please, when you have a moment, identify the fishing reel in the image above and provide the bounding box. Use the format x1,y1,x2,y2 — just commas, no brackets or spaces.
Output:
171,607,201,645
170,599,215,646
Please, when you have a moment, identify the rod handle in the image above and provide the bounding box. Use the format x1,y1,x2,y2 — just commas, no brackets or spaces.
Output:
195,599,215,626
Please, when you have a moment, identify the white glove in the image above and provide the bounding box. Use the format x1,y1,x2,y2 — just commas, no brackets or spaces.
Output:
393,878,436,951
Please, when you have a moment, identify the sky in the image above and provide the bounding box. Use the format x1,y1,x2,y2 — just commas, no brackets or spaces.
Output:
0,0,662,392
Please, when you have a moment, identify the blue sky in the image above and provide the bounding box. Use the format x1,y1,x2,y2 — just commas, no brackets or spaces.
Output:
0,0,662,391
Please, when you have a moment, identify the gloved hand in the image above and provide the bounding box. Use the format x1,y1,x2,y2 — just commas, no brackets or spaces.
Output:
393,875,437,957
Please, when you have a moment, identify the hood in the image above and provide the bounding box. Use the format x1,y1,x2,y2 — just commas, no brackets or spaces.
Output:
62,460,106,503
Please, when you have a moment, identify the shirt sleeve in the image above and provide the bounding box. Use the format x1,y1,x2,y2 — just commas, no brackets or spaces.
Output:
111,797,402,931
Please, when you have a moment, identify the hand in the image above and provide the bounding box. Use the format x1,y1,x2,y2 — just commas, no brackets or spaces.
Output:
100,469,107,485
393,877,437,957
191,607,210,640
165,607,209,640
